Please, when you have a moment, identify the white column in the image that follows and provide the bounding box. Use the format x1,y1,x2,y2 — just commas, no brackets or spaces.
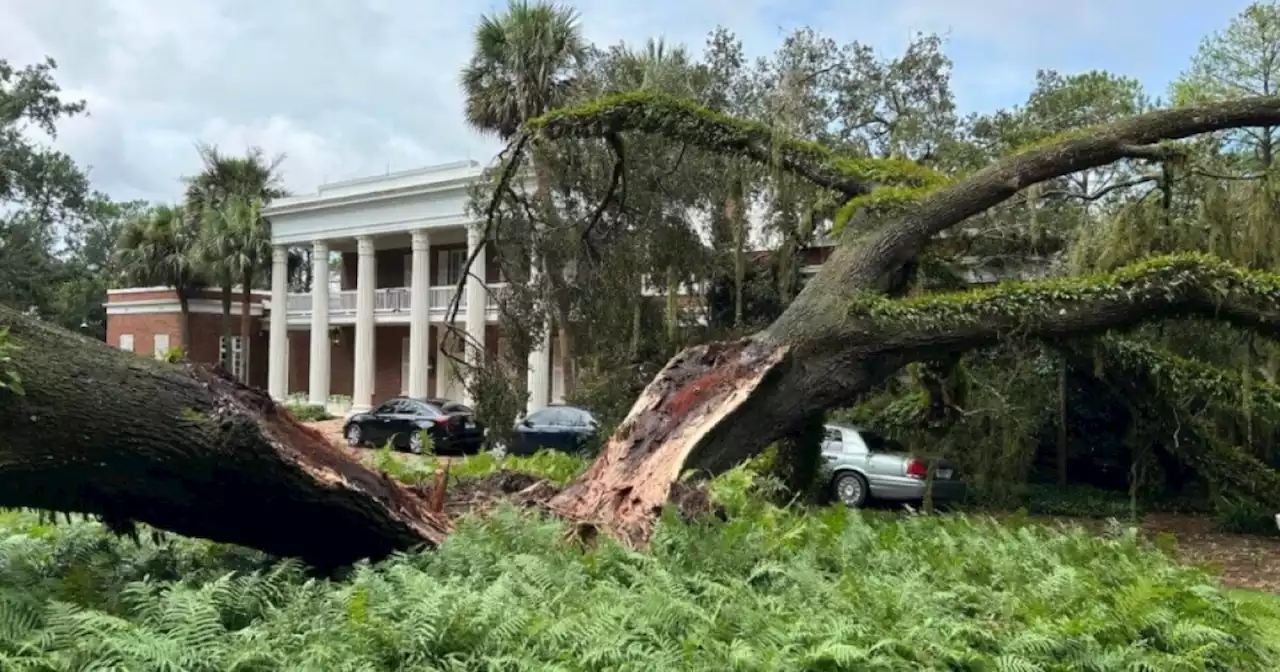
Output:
464,226,487,405
307,239,331,406
267,245,289,401
526,256,551,414
408,229,432,399
352,235,377,413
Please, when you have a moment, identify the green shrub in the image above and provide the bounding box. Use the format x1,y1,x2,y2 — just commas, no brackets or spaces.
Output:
284,403,332,422
157,345,186,363
1213,497,1280,537
0,499,1273,670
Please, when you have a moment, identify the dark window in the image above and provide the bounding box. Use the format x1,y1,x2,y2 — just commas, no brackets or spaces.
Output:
403,400,437,416
374,401,402,415
525,408,565,427
860,431,904,453
440,401,472,415
824,428,842,443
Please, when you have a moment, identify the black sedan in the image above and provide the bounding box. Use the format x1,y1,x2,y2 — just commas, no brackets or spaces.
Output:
510,404,600,456
343,397,484,454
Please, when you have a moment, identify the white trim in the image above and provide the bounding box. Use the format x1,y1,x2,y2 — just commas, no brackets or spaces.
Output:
270,214,476,246
263,179,478,218
107,286,271,297
106,298,266,316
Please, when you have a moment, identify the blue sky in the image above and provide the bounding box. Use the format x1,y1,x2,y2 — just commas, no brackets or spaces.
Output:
0,0,1260,203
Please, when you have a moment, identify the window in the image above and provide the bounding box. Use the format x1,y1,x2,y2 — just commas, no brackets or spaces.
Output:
220,336,246,382
435,248,466,286
824,428,842,443
403,253,413,289
374,400,406,415
119,334,134,352
153,333,170,360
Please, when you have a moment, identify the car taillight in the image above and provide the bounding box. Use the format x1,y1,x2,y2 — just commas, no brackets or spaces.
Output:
906,458,927,480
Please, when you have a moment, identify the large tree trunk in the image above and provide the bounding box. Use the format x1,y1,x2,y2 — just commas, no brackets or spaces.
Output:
0,304,448,568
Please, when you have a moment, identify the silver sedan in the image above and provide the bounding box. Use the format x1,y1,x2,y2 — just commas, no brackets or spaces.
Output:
822,422,966,508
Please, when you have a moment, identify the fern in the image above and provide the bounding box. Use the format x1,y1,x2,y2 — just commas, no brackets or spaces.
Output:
0,490,1275,670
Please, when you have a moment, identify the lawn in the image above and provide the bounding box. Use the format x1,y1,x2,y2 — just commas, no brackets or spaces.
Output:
1,454,1277,670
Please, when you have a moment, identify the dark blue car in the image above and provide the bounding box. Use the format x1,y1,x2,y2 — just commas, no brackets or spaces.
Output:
510,404,600,455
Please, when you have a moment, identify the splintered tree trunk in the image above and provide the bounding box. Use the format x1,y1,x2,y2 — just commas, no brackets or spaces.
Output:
549,337,793,546
0,304,448,568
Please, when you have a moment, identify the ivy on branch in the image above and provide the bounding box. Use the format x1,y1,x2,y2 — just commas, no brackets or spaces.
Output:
523,90,946,197
851,253,1280,354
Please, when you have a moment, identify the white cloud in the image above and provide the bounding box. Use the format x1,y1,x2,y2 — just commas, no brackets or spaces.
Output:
0,0,1258,204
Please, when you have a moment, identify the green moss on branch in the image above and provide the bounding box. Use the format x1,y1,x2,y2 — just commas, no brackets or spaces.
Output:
850,254,1280,350
525,91,946,197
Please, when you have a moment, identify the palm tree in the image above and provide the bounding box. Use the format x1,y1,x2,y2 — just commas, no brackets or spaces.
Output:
183,144,287,369
200,197,269,380
460,0,588,139
114,205,203,348
460,0,587,393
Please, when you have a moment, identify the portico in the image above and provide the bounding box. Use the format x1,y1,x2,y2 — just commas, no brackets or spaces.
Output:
261,161,560,415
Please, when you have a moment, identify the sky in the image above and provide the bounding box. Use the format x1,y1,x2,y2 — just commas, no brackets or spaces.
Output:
0,0,1261,205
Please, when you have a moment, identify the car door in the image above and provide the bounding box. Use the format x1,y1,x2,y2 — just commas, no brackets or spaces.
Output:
382,400,420,449
516,408,566,454
364,401,401,447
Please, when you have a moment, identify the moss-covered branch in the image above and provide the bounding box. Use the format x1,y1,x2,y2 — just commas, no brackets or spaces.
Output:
852,254,1280,355
524,91,946,197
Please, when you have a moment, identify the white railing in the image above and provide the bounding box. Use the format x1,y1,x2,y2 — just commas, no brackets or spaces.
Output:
284,284,506,317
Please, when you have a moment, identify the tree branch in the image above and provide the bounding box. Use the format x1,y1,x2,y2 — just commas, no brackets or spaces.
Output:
521,91,943,197
815,95,1280,291
852,254,1280,358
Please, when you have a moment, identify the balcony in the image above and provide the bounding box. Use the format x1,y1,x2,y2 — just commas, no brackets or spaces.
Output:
282,283,507,320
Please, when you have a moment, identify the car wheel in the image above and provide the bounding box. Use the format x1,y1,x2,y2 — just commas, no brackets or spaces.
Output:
408,431,424,455
834,472,869,508
345,424,362,447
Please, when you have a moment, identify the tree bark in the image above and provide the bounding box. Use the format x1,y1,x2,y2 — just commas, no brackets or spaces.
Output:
240,271,253,381
0,304,448,568
220,281,233,346
177,293,192,350
535,93,1280,547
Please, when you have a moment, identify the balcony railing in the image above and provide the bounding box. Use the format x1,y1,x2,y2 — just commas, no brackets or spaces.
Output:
283,283,507,317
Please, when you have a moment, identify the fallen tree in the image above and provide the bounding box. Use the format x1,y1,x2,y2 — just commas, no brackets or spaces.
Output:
7,94,1280,563
0,312,449,568
521,92,1280,545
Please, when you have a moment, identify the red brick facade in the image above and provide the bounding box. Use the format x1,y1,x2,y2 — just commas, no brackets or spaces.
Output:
105,287,270,390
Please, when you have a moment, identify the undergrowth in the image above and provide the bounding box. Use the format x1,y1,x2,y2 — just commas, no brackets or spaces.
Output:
1,458,1276,671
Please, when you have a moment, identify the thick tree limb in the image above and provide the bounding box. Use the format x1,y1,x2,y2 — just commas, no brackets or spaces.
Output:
853,254,1280,359
0,304,449,568
523,91,943,197
810,95,1280,293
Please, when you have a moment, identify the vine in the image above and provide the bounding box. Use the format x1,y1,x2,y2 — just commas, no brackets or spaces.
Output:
523,90,946,197
848,252,1280,334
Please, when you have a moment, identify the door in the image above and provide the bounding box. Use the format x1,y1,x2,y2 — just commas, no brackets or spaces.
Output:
365,400,403,447
382,399,421,449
